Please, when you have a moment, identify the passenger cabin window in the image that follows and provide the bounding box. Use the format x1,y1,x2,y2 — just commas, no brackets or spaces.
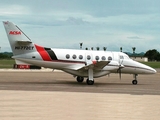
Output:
79,55,83,59
108,56,112,61
102,56,106,60
72,54,77,59
95,56,99,61
66,54,70,59
87,55,91,60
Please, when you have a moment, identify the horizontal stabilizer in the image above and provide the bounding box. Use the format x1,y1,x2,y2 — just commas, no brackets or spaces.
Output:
14,59,31,65
17,40,32,44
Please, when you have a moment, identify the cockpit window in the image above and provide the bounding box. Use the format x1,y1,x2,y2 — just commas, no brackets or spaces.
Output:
120,55,124,59
120,54,130,60
124,55,130,59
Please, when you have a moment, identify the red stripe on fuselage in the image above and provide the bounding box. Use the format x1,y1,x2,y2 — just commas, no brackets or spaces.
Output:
34,44,52,61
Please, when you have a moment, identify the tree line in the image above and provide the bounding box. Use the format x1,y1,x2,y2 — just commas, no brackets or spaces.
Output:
0,52,13,59
144,49,160,61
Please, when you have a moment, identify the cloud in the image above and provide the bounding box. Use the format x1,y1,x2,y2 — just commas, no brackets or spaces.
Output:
127,36,143,39
0,5,30,16
65,17,89,25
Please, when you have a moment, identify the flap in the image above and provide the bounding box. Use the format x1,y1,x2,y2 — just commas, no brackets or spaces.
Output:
78,61,110,71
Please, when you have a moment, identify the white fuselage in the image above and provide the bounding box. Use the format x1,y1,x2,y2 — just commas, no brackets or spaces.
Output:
13,48,156,78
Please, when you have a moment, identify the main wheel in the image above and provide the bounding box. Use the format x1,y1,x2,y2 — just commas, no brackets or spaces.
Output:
132,80,138,85
86,79,94,85
76,76,84,83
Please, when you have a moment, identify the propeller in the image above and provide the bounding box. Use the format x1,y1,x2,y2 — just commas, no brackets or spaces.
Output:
117,60,125,79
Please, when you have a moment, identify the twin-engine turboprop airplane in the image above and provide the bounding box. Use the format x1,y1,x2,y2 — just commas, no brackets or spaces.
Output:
3,21,156,85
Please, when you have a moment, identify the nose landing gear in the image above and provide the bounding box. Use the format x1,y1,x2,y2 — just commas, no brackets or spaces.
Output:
132,74,138,85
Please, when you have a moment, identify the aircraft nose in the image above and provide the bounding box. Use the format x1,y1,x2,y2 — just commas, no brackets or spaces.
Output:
136,61,157,74
147,67,157,74
152,68,157,74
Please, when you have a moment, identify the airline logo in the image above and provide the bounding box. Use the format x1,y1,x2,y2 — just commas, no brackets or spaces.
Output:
9,31,21,35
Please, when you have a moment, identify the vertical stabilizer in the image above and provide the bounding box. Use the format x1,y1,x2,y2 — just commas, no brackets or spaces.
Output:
3,21,35,56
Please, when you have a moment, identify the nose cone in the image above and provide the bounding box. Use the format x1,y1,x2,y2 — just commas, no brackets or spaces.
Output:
141,64,157,74
133,61,157,74
150,68,157,74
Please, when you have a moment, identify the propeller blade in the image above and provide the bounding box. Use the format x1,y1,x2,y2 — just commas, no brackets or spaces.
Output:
117,64,124,79
119,69,121,79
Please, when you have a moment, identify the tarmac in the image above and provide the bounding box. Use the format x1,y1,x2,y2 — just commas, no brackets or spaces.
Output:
0,69,160,120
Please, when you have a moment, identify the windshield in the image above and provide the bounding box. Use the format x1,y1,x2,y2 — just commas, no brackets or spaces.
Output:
120,53,130,60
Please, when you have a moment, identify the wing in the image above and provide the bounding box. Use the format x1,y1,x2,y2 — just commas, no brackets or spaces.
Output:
78,61,110,72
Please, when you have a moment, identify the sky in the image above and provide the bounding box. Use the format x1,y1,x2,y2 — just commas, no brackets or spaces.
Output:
0,0,160,53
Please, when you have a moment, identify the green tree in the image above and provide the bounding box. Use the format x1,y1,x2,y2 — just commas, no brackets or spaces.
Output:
0,53,10,59
144,49,160,61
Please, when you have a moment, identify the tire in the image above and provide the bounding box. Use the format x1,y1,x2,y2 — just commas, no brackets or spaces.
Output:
132,80,138,85
86,79,94,85
77,76,84,83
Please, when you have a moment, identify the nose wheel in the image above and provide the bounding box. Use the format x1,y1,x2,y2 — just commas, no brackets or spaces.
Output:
132,80,138,85
132,74,138,85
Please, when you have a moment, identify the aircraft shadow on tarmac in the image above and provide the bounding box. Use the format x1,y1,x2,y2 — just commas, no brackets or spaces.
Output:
0,79,155,95
0,79,143,86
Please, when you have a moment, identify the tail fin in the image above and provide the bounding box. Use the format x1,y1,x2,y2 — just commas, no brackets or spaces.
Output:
3,21,37,65
3,21,35,56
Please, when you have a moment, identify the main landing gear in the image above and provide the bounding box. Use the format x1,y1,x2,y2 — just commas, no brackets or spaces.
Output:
76,68,94,85
86,69,94,85
76,76,84,83
132,74,138,85
86,78,94,85
76,76,94,85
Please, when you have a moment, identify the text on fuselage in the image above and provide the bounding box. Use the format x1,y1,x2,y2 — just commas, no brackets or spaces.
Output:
15,46,34,50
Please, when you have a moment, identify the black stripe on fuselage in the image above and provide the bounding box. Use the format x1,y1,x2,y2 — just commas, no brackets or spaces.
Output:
44,48,58,60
